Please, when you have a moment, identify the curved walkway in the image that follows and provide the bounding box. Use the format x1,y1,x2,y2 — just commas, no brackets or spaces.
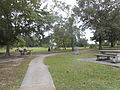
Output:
19,54,56,90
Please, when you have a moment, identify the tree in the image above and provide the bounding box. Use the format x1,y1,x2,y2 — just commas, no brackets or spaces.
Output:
65,14,81,51
51,0,85,51
53,25,70,50
91,29,106,49
0,0,53,56
14,37,26,47
0,0,37,56
77,38,88,47
53,14,82,51
73,0,120,49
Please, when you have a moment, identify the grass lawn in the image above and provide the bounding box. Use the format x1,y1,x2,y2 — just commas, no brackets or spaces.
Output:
30,47,48,53
0,56,35,90
0,48,15,53
0,47,90,54
45,50,120,90
60,47,89,51
0,47,48,53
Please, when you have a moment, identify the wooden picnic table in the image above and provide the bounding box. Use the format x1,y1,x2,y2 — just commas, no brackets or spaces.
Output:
16,49,32,55
96,50,120,63
22,49,32,55
100,50,120,54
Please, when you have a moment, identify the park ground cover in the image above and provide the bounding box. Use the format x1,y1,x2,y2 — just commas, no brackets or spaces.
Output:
1,46,120,54
0,56,35,90
0,47,70,54
0,47,90,55
45,50,120,90
0,47,48,53
0,47,71,90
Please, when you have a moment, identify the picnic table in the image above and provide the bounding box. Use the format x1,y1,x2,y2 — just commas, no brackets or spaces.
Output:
16,48,32,55
100,50,120,54
96,50,120,63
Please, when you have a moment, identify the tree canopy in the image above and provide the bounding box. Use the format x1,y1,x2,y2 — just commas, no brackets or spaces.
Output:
0,0,55,56
74,0,120,49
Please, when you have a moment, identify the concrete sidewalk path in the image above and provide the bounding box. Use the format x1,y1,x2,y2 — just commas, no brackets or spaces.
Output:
19,54,56,90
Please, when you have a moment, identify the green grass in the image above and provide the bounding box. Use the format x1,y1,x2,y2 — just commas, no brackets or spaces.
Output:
0,47,48,53
60,47,89,51
44,50,120,90
30,47,48,53
0,56,35,90
0,47,89,54
0,48,15,53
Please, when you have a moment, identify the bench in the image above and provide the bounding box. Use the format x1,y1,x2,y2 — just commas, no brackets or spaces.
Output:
15,48,32,55
22,49,32,55
96,54,116,62
19,50,24,55
96,50,120,63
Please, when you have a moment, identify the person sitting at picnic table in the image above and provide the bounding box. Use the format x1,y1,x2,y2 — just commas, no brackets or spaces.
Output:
48,47,51,52
15,48,32,55
23,48,27,55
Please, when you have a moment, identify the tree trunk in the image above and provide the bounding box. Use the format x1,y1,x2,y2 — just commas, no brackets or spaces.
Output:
63,41,66,50
99,40,102,50
72,46,74,51
5,44,10,57
63,46,66,50
111,41,115,47
71,38,75,51
64,47,66,50
48,47,51,52
71,44,74,51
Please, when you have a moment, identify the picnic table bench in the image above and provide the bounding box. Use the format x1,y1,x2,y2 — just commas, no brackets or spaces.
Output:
22,49,32,55
16,49,32,55
96,50,120,63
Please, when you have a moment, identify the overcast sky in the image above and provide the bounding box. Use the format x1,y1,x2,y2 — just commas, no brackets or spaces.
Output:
85,30,94,44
